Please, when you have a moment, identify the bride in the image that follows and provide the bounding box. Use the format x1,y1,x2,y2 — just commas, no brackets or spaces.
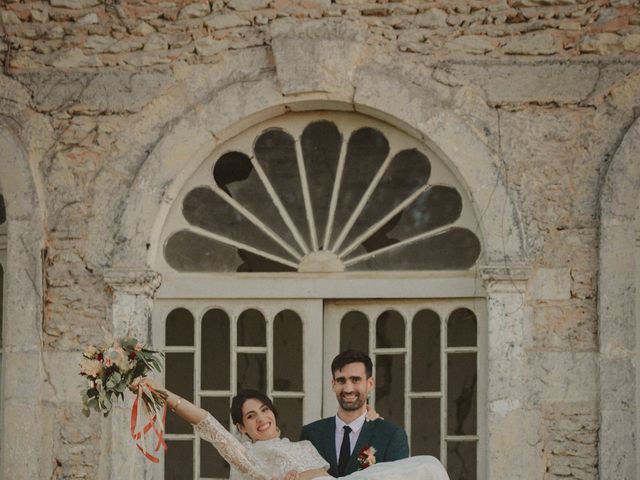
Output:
133,379,449,480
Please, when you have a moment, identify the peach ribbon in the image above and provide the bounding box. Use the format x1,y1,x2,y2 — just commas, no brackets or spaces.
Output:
130,384,168,463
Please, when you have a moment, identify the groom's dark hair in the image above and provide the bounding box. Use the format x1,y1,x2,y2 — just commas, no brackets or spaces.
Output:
331,350,373,378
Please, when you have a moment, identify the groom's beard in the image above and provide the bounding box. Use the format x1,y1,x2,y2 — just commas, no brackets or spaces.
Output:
337,392,366,411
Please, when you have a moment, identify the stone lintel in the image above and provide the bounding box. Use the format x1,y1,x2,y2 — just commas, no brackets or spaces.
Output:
271,18,368,96
480,265,532,293
103,268,162,296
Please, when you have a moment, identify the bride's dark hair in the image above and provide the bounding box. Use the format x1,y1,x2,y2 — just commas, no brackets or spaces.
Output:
230,389,279,427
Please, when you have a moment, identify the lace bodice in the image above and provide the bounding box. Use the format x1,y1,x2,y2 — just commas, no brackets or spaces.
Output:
195,414,328,480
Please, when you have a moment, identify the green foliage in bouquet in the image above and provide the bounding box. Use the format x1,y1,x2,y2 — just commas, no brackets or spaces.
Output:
80,337,166,418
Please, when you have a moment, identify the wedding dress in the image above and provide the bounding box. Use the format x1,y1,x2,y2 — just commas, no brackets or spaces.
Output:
195,413,450,480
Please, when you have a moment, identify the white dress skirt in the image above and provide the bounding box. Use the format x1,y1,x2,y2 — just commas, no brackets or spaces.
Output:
195,414,450,480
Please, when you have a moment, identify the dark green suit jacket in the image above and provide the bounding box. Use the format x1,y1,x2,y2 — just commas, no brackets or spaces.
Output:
300,417,409,477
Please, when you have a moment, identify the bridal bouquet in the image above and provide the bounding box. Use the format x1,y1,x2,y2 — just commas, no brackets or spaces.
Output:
79,337,166,417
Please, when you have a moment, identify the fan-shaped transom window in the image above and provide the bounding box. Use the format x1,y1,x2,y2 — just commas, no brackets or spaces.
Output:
160,113,481,273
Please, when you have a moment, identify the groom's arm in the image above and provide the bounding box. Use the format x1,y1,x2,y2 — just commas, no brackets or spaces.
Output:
383,426,409,461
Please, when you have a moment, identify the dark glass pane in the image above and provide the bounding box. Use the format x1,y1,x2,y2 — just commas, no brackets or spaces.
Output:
343,148,430,250
236,250,296,273
165,230,296,273
200,397,231,478
392,186,462,238
183,187,294,260
301,120,342,246
332,127,389,246
165,439,193,480
376,310,404,348
237,309,266,347
375,354,404,427
447,441,477,480
202,309,230,391
274,310,303,391
165,230,240,272
346,227,481,271
0,194,5,224
237,353,266,392
411,398,440,458
273,397,303,442
165,308,194,346
254,128,310,245
447,353,477,436
166,352,194,434
412,310,440,392
340,311,369,353
353,185,463,256
213,150,300,252
448,309,477,347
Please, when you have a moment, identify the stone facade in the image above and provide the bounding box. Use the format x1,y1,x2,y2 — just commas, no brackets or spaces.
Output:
0,0,639,479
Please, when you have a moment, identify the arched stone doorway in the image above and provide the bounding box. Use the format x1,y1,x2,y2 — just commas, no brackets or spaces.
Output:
598,116,640,480
105,22,532,480
0,118,47,478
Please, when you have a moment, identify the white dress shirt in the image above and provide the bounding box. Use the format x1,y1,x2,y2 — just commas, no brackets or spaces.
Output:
334,412,367,460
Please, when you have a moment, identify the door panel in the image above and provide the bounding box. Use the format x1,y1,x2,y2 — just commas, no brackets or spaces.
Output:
154,299,323,479
323,299,484,480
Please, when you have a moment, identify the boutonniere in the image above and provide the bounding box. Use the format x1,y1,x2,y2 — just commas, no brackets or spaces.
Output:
357,445,377,470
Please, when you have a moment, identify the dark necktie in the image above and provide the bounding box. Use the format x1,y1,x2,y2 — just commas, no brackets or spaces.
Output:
337,425,352,477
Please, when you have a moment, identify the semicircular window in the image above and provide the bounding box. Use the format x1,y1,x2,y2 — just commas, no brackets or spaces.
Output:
162,114,481,273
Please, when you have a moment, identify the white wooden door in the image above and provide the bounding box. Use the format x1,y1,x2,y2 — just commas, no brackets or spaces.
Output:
154,298,323,479
323,299,485,480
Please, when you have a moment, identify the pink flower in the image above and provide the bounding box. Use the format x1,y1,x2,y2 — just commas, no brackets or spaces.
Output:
80,358,103,378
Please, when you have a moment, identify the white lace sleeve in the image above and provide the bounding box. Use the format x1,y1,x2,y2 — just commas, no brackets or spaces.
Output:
194,414,270,480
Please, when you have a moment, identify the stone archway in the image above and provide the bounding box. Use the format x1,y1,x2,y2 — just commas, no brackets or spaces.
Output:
598,116,640,480
0,114,48,477
107,19,534,479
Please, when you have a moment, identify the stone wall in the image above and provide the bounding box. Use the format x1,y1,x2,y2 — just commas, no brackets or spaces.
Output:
1,0,640,479
1,0,640,68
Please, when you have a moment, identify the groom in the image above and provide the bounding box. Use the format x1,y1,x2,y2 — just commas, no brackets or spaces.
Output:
300,350,409,477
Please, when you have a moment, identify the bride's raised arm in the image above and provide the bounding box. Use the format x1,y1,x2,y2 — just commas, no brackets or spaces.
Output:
132,379,270,480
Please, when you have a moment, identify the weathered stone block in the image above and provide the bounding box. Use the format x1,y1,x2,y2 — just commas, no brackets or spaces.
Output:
204,13,251,30
50,0,101,8
52,47,103,68
528,268,571,300
600,356,635,412
1,10,21,24
502,31,563,55
131,21,155,36
444,63,599,104
143,33,168,51
271,19,367,95
178,1,210,19
195,37,229,56
528,352,597,404
445,35,495,54
227,0,270,11
580,33,623,54
415,8,447,28
77,12,99,24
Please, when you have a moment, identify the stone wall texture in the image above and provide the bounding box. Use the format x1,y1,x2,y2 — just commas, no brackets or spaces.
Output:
1,0,640,479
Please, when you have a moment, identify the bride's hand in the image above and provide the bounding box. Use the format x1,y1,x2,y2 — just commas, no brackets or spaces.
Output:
129,377,164,395
365,404,383,422
281,470,300,480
